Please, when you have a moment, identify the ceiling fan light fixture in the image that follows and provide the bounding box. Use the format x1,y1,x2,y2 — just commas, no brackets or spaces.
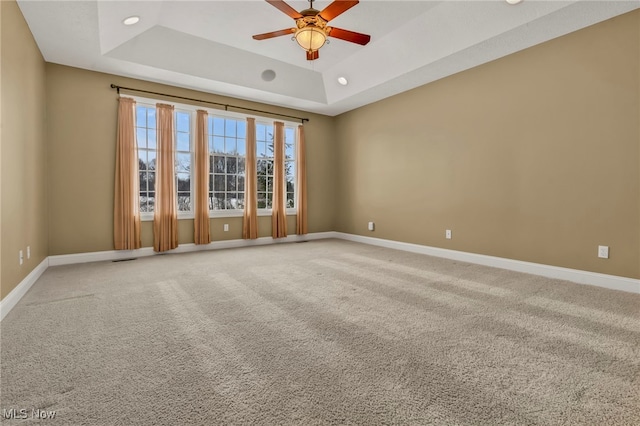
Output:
294,26,327,52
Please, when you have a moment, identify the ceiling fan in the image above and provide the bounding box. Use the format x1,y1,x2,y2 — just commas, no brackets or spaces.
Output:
252,0,371,61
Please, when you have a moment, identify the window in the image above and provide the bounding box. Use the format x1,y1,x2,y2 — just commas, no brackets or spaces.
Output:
132,96,298,219
136,106,156,213
285,127,296,208
209,117,246,210
255,123,296,209
256,123,274,209
175,111,192,212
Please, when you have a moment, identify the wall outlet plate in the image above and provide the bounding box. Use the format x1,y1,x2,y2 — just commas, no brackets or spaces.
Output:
446,230,452,239
598,245,609,259
368,222,375,231
223,224,229,232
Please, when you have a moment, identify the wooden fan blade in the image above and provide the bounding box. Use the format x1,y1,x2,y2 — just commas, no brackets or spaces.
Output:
306,50,319,61
253,28,295,40
327,27,370,45
319,1,359,22
266,0,303,19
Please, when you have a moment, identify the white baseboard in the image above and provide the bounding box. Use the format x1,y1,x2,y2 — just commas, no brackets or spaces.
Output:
48,232,338,266
0,258,49,321
3,231,637,322
334,233,640,294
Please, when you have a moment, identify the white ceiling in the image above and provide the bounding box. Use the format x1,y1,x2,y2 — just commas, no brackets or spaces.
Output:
17,0,640,116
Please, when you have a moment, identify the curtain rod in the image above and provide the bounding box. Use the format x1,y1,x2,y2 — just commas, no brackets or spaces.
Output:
110,84,309,123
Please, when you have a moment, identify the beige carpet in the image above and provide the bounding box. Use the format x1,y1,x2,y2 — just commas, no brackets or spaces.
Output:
1,239,639,425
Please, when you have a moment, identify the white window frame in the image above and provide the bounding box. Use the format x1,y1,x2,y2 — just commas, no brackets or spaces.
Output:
130,95,298,220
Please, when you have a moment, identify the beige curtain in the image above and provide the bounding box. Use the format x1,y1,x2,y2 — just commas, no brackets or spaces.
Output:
243,118,258,239
153,103,178,252
114,97,141,250
194,110,211,245
272,121,287,238
296,125,308,235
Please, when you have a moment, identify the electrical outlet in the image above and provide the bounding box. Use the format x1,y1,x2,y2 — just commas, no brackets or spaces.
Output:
368,222,375,231
446,230,452,239
598,245,609,259
19,250,24,265
27,246,31,259
223,224,229,232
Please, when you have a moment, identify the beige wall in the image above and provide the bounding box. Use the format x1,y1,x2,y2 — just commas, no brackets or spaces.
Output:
335,11,640,279
46,65,337,255
1,0,48,299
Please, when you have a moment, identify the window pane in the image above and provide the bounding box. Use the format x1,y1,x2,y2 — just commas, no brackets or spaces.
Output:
177,173,190,191
148,151,156,170
176,112,190,133
214,175,225,191
225,120,236,137
285,127,294,144
267,141,274,157
208,117,213,135
178,194,191,211
213,117,225,136
208,194,214,210
286,180,294,193
237,139,246,156
147,130,156,149
138,150,147,170
266,192,272,209
266,176,273,192
209,175,214,192
237,158,245,174
176,153,190,172
256,124,267,141
287,192,295,208
237,122,246,138
238,175,245,192
257,175,266,192
266,160,274,176
226,193,237,209
285,143,294,159
177,132,189,151
226,157,237,174
257,141,267,158
214,192,225,209
136,129,146,148
139,172,146,191
225,138,237,154
136,107,146,128
147,109,156,129
140,193,155,212
236,193,245,209
226,175,236,191
140,196,149,213
148,172,156,192
286,162,295,181
213,136,224,153
257,193,267,209
213,156,225,173
257,160,267,177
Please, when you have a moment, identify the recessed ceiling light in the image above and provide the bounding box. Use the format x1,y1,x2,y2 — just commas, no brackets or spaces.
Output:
123,16,140,26
506,0,523,4
337,77,348,86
